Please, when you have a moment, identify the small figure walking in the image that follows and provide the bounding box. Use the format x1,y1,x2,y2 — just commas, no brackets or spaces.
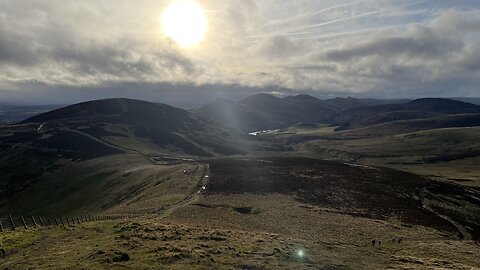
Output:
372,240,376,247
378,240,382,247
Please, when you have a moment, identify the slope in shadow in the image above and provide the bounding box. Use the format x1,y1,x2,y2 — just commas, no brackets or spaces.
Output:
207,157,480,240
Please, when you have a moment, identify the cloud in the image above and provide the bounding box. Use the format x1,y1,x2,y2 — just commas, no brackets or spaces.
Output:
255,36,299,59
0,1,479,104
322,25,462,62
0,24,40,66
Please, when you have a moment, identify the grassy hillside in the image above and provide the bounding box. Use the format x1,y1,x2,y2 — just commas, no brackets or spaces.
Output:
335,114,480,136
332,98,480,129
21,98,252,157
206,157,480,238
0,98,269,216
346,111,445,129
0,154,205,216
291,127,480,186
3,156,477,269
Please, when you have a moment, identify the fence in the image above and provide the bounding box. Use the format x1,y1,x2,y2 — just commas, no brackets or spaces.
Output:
0,214,128,232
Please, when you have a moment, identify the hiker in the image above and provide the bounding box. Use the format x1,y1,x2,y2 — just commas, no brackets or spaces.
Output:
372,240,376,247
378,240,382,246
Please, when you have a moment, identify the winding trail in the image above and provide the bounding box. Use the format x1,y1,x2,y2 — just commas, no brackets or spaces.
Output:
419,188,471,240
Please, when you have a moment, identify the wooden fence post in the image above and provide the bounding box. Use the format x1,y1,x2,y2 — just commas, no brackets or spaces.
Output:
0,219,4,232
9,215,15,230
20,215,27,229
66,218,70,226
47,218,52,226
60,218,65,226
76,217,80,224
71,218,75,225
31,216,38,227
54,218,59,226
39,217,45,227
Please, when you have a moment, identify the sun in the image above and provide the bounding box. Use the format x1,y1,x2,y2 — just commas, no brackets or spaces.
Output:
161,0,208,48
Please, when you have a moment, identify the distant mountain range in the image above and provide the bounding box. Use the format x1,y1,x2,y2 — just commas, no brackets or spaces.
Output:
0,105,62,125
192,94,408,132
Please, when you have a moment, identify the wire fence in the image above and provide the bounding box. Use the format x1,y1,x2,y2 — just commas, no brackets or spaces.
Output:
0,214,129,232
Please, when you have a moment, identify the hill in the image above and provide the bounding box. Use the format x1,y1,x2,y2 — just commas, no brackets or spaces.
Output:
20,98,251,157
323,97,409,111
190,98,280,132
334,113,480,135
193,94,339,132
193,94,408,132
0,98,265,215
333,98,480,130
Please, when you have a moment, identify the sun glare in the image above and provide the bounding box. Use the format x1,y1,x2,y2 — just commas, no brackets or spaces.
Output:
161,0,208,48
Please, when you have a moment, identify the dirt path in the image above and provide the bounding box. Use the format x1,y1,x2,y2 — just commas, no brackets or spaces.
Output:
159,163,210,218
419,188,471,240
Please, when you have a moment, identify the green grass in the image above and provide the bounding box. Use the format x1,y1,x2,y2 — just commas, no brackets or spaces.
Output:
0,229,42,253
0,154,205,216
1,214,477,270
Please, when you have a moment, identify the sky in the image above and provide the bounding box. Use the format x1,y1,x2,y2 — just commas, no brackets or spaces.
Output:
0,0,479,106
